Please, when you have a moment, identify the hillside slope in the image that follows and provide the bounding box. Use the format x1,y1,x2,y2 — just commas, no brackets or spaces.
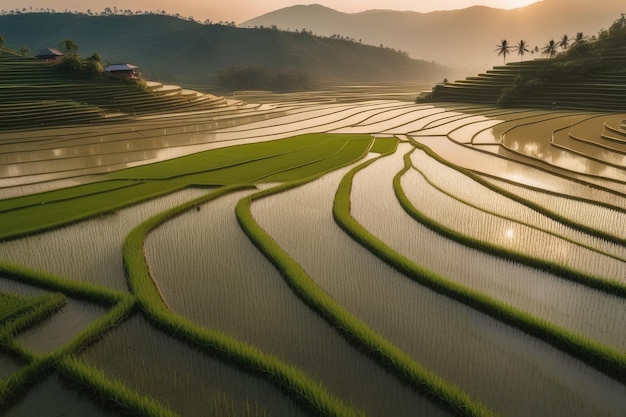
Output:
425,15,626,112
0,54,228,129
0,13,450,90
242,0,624,74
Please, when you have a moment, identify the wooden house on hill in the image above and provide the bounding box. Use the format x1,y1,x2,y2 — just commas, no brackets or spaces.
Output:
104,63,140,79
35,48,64,62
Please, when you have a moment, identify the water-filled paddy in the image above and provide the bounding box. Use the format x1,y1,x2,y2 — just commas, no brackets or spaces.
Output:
0,189,209,290
0,351,23,379
78,314,308,417
2,95,626,417
2,373,122,417
404,151,626,281
251,146,626,417
484,176,626,238
145,185,449,416
15,298,106,354
358,145,626,350
416,135,626,196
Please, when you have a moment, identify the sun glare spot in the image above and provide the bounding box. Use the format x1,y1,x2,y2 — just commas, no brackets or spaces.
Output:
505,228,515,239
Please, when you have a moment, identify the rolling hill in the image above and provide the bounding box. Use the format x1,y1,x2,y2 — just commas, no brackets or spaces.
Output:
0,12,450,91
242,0,624,75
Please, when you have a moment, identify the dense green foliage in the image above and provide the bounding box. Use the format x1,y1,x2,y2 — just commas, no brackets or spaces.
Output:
218,66,320,92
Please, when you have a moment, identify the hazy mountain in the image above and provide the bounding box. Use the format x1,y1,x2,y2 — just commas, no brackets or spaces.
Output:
242,0,624,75
0,13,451,91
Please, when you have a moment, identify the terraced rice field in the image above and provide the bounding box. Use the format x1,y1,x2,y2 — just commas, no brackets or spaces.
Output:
1,89,625,417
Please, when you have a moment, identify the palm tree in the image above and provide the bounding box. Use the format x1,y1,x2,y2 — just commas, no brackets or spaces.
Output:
542,39,558,58
516,40,530,61
559,34,569,50
495,39,511,64
571,32,586,46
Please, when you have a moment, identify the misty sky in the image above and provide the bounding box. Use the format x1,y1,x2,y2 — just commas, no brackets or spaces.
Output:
0,0,542,23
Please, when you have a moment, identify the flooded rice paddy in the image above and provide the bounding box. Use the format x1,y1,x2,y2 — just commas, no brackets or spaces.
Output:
145,181,448,416
251,147,626,417
1,88,625,417
78,314,307,417
2,373,122,417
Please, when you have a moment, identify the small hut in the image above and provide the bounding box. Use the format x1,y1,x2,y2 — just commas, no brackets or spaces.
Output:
104,63,140,79
35,48,64,62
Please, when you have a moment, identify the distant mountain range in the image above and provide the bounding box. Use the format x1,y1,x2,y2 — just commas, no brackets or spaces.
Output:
0,13,451,91
242,0,624,75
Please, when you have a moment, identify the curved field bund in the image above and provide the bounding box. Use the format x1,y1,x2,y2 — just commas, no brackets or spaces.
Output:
1,95,625,417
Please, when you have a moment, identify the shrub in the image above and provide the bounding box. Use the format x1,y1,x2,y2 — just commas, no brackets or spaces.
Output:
59,55,83,74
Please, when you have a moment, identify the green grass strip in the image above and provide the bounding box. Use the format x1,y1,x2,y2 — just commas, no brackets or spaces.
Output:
260,137,372,183
111,134,339,180
0,180,188,241
50,295,136,360
0,297,139,414
236,165,493,416
0,292,42,325
0,180,140,214
0,261,128,305
0,135,372,241
0,293,66,340
333,150,626,383
56,357,180,417
179,135,371,186
0,360,48,407
123,185,363,417
405,142,626,298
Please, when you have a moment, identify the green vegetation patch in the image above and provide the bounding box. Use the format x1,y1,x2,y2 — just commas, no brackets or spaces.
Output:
0,180,184,241
369,137,399,154
0,180,139,213
111,134,369,181
0,134,372,241
260,136,372,182
0,292,33,324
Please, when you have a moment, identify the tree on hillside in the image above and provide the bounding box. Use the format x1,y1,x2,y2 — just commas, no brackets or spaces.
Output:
19,46,30,56
496,39,511,64
0,35,5,49
88,52,102,63
61,39,79,55
84,52,103,78
516,40,530,62
542,39,558,58
559,34,569,50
